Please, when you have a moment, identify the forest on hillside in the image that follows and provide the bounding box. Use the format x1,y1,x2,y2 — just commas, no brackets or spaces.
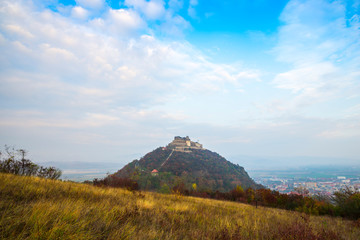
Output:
115,147,261,192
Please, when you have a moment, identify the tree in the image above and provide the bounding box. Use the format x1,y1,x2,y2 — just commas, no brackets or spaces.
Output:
0,145,61,180
160,184,171,194
229,185,245,201
294,186,309,196
332,186,360,219
246,188,255,204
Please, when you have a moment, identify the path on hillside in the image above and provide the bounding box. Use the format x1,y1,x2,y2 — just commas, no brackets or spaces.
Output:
159,149,174,169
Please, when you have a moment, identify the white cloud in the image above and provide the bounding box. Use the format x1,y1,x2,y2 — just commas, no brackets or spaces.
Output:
318,121,360,139
122,0,190,36
75,0,105,10
3,24,34,39
71,6,90,20
168,0,183,12
272,0,360,115
0,110,120,129
158,13,190,36
120,0,191,36
125,0,166,20
187,0,198,19
277,0,360,65
103,8,146,34
0,0,257,124
272,62,349,112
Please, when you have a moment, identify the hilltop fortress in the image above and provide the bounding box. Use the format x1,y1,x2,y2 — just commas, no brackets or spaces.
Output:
167,136,203,152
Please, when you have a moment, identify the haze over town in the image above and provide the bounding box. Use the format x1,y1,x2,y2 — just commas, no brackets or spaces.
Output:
1,0,359,171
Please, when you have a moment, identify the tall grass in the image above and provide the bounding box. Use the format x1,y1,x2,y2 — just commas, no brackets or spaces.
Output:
1,173,359,239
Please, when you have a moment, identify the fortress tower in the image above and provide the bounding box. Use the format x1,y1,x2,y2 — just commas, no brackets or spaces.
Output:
167,136,203,152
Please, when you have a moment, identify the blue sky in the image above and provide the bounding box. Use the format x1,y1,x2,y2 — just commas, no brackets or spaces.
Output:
0,0,359,169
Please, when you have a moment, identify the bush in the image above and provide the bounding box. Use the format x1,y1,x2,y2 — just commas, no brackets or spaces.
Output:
93,175,139,191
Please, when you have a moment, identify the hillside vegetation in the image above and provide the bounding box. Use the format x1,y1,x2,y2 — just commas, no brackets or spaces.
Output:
1,173,359,240
115,147,261,192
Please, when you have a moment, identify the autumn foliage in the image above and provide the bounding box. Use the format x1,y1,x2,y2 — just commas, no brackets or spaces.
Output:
170,182,360,220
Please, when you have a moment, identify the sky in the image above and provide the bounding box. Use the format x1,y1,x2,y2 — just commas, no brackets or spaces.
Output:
0,0,360,169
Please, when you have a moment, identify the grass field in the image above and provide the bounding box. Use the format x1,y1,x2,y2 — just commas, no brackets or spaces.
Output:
1,173,359,239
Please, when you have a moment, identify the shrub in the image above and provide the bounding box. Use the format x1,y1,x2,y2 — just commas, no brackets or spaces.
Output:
93,175,139,191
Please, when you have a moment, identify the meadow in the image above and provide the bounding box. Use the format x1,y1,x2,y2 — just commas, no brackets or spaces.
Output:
1,173,359,240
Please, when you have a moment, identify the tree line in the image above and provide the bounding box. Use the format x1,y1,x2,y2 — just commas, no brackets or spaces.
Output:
172,182,360,220
0,146,61,180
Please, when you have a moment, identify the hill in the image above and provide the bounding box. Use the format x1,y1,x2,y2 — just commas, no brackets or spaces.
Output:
115,136,261,192
1,173,358,239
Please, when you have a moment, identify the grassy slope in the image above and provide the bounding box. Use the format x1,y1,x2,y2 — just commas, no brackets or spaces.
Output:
1,173,359,240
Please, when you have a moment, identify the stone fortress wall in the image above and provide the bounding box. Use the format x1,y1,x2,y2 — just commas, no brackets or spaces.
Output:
167,136,203,152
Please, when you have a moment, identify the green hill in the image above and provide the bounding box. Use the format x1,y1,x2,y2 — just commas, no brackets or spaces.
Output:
115,137,261,192
1,173,358,239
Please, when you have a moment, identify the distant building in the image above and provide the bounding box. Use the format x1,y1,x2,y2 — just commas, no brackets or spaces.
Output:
288,192,301,196
151,169,159,176
167,136,204,152
305,182,317,188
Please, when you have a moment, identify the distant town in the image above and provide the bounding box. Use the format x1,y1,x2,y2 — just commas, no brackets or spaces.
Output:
250,166,360,196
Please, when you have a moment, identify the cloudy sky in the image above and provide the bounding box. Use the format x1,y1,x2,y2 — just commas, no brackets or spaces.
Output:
0,0,359,169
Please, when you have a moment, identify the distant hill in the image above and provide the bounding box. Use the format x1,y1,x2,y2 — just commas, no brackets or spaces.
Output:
114,136,261,192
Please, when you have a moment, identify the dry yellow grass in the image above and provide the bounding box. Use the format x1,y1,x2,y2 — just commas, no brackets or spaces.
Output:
1,173,359,239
